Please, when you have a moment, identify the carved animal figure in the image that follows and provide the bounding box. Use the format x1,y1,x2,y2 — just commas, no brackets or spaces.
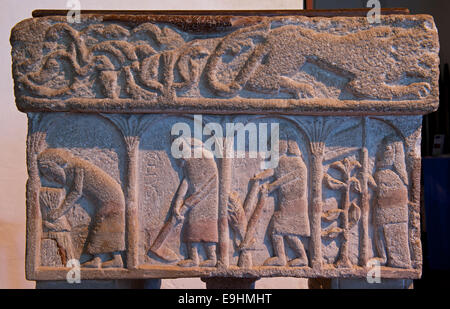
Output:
37,148,126,268
205,21,437,100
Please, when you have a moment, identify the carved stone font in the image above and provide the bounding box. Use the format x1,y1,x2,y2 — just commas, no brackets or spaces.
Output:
11,12,438,280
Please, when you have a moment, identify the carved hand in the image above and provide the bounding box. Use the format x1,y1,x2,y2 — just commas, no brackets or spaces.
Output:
174,208,185,222
252,168,274,181
43,220,58,230
51,168,84,221
47,208,63,222
172,178,188,222
260,182,270,194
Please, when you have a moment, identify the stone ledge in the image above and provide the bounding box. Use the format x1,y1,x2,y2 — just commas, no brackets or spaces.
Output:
16,97,438,115
30,265,421,281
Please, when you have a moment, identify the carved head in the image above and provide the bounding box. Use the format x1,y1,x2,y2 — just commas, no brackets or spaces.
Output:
376,135,408,186
279,138,288,156
287,140,302,157
172,136,210,167
279,130,302,157
37,148,73,185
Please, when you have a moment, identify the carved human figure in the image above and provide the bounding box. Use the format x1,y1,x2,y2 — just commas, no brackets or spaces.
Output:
258,136,310,267
373,135,412,268
37,148,126,268
168,139,219,267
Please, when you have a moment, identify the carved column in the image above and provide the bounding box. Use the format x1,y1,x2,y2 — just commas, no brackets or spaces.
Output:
309,141,324,269
359,117,370,267
123,135,140,269
218,155,231,268
102,114,154,269
25,114,46,277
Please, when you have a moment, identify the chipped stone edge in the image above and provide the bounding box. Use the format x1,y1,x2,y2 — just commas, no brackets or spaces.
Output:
16,97,439,115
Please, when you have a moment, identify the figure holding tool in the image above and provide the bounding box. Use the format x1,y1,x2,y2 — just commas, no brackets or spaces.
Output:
149,138,219,267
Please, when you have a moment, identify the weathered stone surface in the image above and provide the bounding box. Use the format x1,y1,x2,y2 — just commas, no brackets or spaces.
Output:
20,113,424,280
11,14,439,115
10,12,438,281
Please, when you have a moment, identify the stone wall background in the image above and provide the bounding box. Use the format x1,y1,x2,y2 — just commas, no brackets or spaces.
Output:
0,0,305,289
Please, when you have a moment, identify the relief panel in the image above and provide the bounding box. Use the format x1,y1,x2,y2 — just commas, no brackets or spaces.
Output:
25,113,423,279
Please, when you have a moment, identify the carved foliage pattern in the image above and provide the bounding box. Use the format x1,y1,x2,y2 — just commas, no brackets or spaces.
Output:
12,17,438,103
